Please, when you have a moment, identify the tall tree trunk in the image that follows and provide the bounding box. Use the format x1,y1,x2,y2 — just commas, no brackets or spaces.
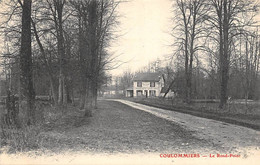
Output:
219,0,229,109
78,16,87,109
58,75,63,104
184,24,189,103
19,0,35,125
50,77,58,105
245,40,249,106
89,0,98,109
84,80,92,117
53,0,67,106
188,4,198,102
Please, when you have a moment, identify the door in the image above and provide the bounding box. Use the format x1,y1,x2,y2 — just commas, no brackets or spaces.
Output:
144,90,148,98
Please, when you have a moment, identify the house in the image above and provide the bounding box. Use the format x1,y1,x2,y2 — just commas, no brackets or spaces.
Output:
126,72,164,97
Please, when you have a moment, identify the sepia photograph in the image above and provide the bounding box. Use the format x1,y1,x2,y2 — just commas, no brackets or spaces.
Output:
0,0,259,164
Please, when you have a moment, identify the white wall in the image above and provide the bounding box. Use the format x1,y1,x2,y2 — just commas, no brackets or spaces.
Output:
133,77,164,97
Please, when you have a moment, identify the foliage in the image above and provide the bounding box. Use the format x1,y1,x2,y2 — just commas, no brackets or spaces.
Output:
170,0,260,105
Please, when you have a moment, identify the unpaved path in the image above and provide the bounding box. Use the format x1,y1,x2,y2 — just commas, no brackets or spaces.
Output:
1,100,260,165
112,99,260,154
34,100,217,153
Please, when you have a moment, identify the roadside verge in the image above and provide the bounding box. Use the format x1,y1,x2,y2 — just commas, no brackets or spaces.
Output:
119,98,260,131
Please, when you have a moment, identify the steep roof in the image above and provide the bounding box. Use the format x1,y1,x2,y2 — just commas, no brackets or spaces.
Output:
133,72,161,82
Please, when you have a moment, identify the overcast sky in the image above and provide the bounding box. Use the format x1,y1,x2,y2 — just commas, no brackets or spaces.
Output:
109,0,174,76
0,0,173,77
0,0,259,77
110,0,260,76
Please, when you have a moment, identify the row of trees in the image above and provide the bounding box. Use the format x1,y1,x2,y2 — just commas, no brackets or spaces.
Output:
0,0,119,125
172,0,260,108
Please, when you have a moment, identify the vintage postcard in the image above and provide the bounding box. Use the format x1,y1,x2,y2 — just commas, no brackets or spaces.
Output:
0,0,259,164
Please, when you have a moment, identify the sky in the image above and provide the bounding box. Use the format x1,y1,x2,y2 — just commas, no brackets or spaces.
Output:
109,0,174,76
0,0,259,77
0,0,174,77
110,0,260,76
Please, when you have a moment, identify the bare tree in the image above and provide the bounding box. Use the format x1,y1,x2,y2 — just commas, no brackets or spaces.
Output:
48,0,67,106
69,0,119,116
31,14,59,105
119,70,134,95
206,0,258,108
173,0,208,103
18,0,35,125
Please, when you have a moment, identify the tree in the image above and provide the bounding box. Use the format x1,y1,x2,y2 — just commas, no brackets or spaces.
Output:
0,0,120,119
31,15,59,105
207,0,258,108
118,71,134,95
173,0,208,103
70,0,119,116
18,0,35,125
46,0,68,106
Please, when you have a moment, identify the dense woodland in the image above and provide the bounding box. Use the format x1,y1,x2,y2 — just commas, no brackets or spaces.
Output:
0,0,119,125
118,0,260,108
0,0,259,128
171,0,260,108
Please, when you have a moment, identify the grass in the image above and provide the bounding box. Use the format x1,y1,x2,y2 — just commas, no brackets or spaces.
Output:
124,97,260,130
1,98,258,154
0,100,218,154
0,102,44,153
0,101,80,153
0,124,41,152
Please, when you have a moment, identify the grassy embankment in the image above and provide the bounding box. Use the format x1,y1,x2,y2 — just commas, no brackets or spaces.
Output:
124,97,260,130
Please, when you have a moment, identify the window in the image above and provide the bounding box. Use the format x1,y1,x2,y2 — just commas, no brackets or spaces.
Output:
137,81,142,87
150,82,155,87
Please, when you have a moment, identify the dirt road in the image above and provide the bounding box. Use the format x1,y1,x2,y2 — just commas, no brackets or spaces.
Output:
37,100,217,154
1,100,260,165
112,99,260,154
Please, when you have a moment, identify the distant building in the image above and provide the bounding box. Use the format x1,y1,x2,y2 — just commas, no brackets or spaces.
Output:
100,85,124,97
126,72,164,97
